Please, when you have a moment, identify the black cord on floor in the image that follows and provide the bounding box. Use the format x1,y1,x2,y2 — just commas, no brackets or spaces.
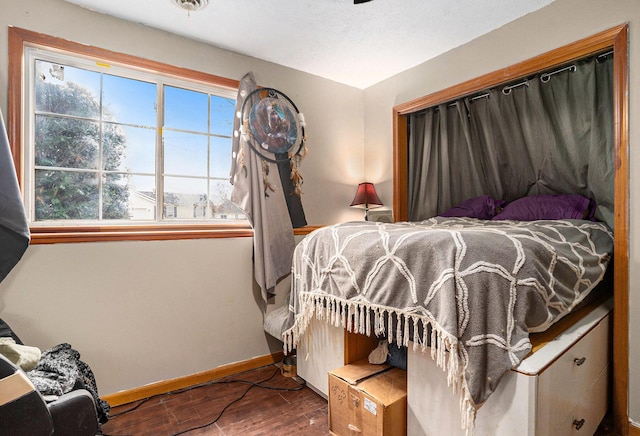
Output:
102,363,306,436
106,398,150,418
171,366,281,436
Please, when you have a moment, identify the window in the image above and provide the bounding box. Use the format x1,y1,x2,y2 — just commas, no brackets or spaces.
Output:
9,28,253,243
28,52,243,224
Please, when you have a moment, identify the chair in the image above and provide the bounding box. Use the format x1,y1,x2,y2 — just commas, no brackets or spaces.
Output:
0,353,99,436
0,318,99,436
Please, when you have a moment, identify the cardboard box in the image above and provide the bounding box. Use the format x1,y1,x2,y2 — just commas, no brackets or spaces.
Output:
329,359,407,436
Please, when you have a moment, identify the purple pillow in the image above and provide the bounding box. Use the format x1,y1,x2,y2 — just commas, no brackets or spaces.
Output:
492,194,595,221
439,195,506,220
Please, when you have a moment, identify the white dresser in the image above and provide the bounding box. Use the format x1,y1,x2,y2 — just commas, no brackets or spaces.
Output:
296,317,346,399
297,316,379,399
407,298,612,436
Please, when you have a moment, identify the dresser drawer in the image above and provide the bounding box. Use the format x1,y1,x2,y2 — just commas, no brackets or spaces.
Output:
536,313,611,434
551,362,609,436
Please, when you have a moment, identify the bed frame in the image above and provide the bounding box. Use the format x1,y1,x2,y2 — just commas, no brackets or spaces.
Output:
297,294,612,434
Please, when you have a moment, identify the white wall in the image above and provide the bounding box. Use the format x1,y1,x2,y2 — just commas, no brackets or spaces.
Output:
363,0,640,425
0,0,367,396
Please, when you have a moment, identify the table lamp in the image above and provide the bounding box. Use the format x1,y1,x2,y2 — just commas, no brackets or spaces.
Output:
350,182,383,220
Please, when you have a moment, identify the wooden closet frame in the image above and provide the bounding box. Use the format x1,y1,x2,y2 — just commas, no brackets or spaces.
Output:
391,24,630,434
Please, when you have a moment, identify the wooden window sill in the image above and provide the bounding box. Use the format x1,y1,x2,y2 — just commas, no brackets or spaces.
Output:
28,224,322,244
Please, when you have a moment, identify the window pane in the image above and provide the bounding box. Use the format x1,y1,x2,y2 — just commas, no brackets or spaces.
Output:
164,86,208,133
35,115,99,169
35,169,99,220
129,174,156,193
210,136,232,178
163,176,209,220
35,60,101,119
210,180,245,219
163,130,208,177
103,173,131,220
210,95,235,136
104,124,156,173
128,175,156,221
102,74,157,127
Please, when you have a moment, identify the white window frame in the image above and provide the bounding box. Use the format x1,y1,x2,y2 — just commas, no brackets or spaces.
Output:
24,47,242,227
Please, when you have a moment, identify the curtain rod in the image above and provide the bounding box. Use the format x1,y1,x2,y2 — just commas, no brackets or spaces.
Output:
597,50,613,61
502,80,529,95
540,64,576,83
470,93,489,101
419,53,612,111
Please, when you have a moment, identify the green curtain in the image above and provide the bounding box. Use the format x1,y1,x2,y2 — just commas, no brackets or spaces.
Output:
408,54,613,228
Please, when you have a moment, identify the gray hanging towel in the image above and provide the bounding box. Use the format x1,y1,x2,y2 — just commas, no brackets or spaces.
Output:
0,108,30,283
230,73,295,301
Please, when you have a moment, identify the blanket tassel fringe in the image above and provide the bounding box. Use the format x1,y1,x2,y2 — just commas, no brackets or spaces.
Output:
283,292,477,435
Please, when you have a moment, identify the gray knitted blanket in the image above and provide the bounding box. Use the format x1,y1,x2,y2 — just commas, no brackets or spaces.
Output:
283,217,613,433
27,343,110,424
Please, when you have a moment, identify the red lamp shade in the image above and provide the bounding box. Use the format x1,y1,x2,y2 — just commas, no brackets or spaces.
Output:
350,182,383,209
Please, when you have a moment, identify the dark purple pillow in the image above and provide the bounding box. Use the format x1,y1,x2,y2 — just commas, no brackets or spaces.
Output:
439,195,506,220
492,194,595,221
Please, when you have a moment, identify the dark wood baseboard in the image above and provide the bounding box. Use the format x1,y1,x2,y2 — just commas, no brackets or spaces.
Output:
101,351,284,407
630,421,640,436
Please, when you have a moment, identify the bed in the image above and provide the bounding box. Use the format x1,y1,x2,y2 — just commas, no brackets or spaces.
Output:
277,37,617,434
281,209,613,432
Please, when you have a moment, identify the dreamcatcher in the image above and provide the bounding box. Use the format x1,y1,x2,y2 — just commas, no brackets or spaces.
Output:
237,88,308,197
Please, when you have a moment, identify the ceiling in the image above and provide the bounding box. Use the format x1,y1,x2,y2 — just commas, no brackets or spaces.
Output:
64,0,556,89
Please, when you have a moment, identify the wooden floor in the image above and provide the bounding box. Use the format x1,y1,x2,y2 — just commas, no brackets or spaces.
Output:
101,363,619,436
100,364,329,436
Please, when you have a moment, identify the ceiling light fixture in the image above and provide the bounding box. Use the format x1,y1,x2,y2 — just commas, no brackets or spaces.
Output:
172,0,209,13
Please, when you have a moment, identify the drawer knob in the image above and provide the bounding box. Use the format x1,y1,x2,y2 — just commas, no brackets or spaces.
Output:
574,357,586,366
573,418,586,430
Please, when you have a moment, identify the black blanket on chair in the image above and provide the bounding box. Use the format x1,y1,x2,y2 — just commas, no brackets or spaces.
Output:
26,343,110,424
